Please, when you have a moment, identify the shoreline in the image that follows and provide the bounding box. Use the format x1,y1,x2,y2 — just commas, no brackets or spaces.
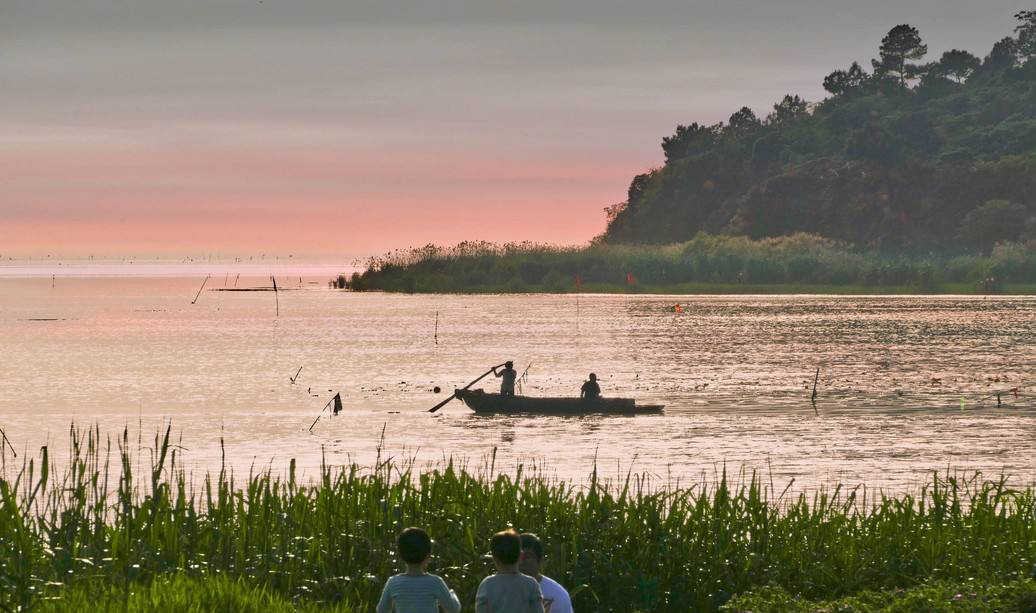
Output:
344,281,1036,296
343,236,1036,296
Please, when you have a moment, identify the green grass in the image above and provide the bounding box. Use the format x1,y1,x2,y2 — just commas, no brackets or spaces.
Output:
344,235,1036,295
720,579,1036,613
32,576,1036,613
2,425,1036,612
32,574,358,613
33,575,1036,613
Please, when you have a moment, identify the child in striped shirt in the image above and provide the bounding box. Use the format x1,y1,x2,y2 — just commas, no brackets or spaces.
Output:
475,529,544,613
377,527,461,613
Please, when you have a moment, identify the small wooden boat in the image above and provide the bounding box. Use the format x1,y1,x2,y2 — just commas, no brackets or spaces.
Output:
455,389,664,415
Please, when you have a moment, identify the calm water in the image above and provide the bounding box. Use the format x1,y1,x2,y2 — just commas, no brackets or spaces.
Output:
1,263,1035,492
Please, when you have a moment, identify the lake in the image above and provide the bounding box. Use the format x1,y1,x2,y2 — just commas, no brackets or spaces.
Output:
1,262,1034,492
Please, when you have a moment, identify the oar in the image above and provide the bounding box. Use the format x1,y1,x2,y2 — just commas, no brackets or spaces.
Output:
428,363,507,413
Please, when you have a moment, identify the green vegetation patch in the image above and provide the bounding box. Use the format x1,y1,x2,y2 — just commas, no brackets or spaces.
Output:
721,580,1036,613
345,235,1036,294
3,427,1036,612
33,574,358,613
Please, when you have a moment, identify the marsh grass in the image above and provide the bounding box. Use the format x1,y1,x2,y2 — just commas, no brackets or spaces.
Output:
346,235,1036,293
1,425,1035,612
30,574,358,613
720,579,1036,613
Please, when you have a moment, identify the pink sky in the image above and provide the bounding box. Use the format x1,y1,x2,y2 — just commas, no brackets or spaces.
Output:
1,143,641,256
2,1,1021,258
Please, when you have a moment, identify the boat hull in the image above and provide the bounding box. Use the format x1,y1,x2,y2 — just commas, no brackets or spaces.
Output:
455,389,663,415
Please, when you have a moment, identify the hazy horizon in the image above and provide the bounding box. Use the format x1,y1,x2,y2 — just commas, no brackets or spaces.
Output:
2,0,1025,257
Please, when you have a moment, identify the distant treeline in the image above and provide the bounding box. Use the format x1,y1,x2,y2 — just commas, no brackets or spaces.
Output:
601,13,1036,250
345,235,1036,293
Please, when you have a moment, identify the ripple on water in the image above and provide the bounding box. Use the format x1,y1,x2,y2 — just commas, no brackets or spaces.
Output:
0,277,1034,492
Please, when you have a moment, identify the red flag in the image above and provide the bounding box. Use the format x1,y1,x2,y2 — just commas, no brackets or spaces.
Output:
626,272,636,285
574,274,583,289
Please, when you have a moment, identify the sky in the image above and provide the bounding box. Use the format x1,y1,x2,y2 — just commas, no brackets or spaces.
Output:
0,0,1026,258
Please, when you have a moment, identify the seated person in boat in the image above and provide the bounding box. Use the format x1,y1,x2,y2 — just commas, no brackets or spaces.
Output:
580,373,601,400
493,361,517,396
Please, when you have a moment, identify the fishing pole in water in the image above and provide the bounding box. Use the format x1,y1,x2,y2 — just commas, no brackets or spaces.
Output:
517,363,532,395
308,393,342,432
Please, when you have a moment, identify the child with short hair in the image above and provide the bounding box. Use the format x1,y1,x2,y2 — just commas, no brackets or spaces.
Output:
475,529,545,613
377,527,461,613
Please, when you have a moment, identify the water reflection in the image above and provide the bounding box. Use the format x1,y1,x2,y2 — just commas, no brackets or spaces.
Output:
0,274,1034,491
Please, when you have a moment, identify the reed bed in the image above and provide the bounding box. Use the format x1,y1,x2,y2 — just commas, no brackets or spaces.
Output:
345,235,1036,293
1,425,1035,612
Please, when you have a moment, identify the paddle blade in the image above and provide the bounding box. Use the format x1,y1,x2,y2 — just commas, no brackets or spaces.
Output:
427,393,456,413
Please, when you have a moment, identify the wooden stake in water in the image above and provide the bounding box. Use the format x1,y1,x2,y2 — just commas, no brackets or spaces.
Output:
434,311,439,345
271,275,279,317
811,367,820,415
191,274,211,304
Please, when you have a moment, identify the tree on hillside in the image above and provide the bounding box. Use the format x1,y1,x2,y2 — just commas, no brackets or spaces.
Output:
626,172,653,207
727,106,761,135
767,94,809,125
872,25,928,87
846,123,902,163
661,123,720,162
1016,10,1036,61
823,61,870,96
600,11,1036,250
984,37,1019,70
932,49,981,83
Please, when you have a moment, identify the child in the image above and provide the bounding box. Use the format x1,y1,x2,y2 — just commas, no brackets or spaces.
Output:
475,529,545,613
377,527,461,613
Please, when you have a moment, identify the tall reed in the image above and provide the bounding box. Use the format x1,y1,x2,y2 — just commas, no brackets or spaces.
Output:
1,425,1034,612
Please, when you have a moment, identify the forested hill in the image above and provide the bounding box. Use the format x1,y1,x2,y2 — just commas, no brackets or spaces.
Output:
601,13,1036,251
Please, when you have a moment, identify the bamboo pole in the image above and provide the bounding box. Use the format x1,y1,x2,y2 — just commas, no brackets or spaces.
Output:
191,275,211,304
308,396,336,432
271,275,279,317
811,367,820,416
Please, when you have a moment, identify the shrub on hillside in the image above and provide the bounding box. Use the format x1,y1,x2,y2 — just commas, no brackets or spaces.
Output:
957,200,1031,250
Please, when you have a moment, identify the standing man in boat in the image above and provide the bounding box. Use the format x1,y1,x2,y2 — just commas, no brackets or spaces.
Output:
580,373,601,401
493,361,517,396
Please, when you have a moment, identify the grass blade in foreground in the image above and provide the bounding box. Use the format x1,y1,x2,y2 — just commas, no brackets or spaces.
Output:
1,425,1034,612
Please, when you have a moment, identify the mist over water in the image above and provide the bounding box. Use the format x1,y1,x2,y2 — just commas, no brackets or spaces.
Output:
1,265,1035,492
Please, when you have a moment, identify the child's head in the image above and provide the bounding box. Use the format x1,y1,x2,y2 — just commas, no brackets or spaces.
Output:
398,527,432,566
518,532,543,576
489,528,521,567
